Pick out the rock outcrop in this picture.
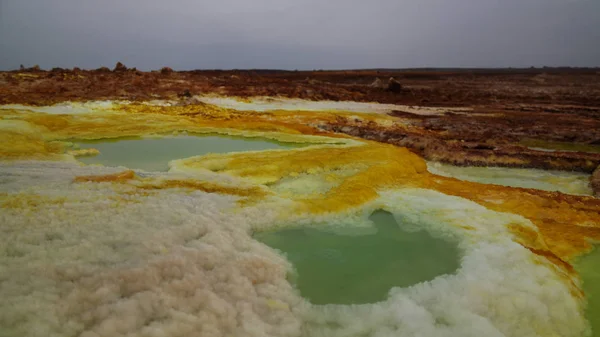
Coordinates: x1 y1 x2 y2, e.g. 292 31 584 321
113 62 128 72
160 67 174 75
387 77 403 93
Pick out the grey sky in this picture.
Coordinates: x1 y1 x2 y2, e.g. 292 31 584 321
1 0 599 70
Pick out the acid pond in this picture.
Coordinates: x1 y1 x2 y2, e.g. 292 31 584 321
253 210 461 305
74 135 303 172
520 139 600 154
576 247 600 336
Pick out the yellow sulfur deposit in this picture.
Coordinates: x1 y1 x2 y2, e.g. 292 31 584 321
2 100 599 262
1 99 600 337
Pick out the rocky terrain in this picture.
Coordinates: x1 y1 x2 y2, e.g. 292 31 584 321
2 64 599 195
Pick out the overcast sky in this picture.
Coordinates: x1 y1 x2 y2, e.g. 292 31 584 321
0 0 599 70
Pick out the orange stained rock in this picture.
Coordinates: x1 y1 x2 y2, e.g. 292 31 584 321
136 178 268 198
73 171 268 199
74 170 136 183
421 176 600 262
0 131 65 160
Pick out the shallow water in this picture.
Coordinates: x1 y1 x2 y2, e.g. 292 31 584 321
254 210 460 305
575 247 600 336
520 139 600 154
427 162 593 195
76 135 301 171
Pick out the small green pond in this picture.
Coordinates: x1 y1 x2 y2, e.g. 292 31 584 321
575 247 600 336
75 135 303 172
253 210 461 305
520 139 600 154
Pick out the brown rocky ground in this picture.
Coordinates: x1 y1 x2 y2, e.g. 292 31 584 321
1 65 600 195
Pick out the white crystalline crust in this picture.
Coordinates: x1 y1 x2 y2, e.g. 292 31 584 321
0 101 120 115
196 96 473 116
0 101 179 115
0 161 587 337
0 162 301 337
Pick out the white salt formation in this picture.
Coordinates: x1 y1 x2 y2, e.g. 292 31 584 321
196 96 473 116
0 99 598 337
0 161 589 337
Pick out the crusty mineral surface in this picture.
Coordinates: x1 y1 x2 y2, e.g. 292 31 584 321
1 67 599 337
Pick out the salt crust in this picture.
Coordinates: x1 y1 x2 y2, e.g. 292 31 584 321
0 161 587 337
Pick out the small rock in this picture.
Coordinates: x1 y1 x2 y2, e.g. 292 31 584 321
179 89 192 98
22 65 41 72
387 77 403 93
176 97 204 106
113 62 128 72
160 67 173 75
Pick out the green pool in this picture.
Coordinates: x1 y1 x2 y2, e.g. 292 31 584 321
75 135 302 172
520 139 600 154
575 247 600 336
254 210 461 305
